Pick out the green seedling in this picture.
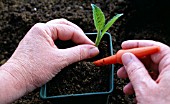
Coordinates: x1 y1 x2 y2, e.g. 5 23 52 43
91 4 123 47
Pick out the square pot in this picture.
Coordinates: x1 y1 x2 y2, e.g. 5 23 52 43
40 32 114 104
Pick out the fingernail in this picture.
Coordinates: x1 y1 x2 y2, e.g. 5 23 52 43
89 47 99 58
122 53 133 66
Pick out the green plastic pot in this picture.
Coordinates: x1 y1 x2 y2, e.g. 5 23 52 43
40 32 114 104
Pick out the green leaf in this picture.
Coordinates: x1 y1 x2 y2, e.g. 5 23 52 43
101 13 123 36
91 4 105 32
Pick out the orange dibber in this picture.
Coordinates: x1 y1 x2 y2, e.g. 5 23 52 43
93 46 160 66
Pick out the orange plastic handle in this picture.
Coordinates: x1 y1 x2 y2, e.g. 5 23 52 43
93 46 160 66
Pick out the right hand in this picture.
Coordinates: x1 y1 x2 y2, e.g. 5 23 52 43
117 40 170 104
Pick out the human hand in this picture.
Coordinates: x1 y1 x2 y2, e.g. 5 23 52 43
0 19 99 103
117 40 170 104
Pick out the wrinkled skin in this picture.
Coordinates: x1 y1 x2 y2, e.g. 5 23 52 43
0 19 99 104
117 40 170 104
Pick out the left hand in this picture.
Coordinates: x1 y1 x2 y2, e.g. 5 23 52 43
0 19 99 103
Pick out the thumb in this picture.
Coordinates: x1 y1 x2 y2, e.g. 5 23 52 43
122 53 156 94
61 44 99 64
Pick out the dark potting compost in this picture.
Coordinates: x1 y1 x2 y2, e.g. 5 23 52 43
1 0 170 104
47 35 110 96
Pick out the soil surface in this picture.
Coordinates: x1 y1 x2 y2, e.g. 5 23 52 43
47 36 111 96
1 0 170 104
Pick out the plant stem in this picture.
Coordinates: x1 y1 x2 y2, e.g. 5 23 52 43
95 31 102 47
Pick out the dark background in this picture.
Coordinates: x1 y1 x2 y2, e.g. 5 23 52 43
0 0 170 103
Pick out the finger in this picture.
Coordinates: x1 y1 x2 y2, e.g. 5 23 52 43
46 19 95 44
46 18 82 31
59 44 99 65
121 40 170 72
123 82 134 95
122 53 156 94
34 23 94 45
121 40 166 49
117 66 128 79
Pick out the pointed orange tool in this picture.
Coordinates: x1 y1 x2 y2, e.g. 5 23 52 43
93 46 160 66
